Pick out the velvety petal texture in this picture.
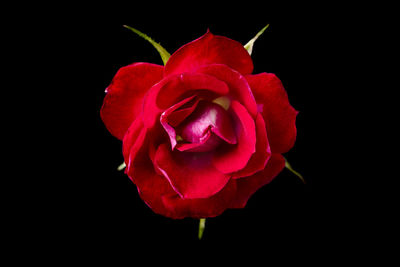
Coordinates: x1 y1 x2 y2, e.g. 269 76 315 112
101 63 164 140
165 31 253 76
232 113 271 179
101 30 298 220
154 143 231 199
198 64 258 117
245 73 298 153
212 100 256 173
230 153 286 209
142 72 229 129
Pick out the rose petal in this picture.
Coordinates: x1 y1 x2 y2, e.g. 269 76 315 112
212 100 256 173
246 73 298 153
101 62 164 140
154 143 231 199
160 181 237 219
232 113 271 178
197 64 258 117
129 152 178 217
129 142 236 219
122 117 145 161
179 101 237 146
122 124 190 219
166 97 201 127
165 30 253 76
175 131 222 153
156 73 229 109
143 72 229 129
160 95 198 150
230 153 285 209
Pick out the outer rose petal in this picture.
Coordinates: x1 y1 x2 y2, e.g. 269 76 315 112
124 126 236 219
230 153 285 209
232 113 271 179
245 73 298 153
136 166 237 219
160 181 237 219
126 145 178 217
101 63 164 140
122 117 145 161
212 100 256 173
154 143 231 199
164 31 254 76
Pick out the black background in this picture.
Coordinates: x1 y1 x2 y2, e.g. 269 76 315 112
12 1 361 258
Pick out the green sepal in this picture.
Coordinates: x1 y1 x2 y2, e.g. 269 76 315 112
244 24 269 55
198 218 206 240
123 25 171 65
283 156 306 184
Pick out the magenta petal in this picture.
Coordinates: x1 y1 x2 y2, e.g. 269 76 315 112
154 143 231 199
180 101 237 145
175 131 222 152
230 153 285 209
212 100 256 173
232 113 271 179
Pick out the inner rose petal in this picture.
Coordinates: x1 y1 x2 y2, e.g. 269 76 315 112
175 130 223 153
177 101 237 152
161 99 238 153
160 95 200 150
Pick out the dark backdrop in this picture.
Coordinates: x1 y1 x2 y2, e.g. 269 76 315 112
25 2 349 255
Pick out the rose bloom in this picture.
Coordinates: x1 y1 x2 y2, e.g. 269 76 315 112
101 31 298 219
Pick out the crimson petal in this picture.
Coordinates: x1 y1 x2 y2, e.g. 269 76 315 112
122 117 145 162
160 95 199 150
213 100 256 173
160 181 237 219
232 113 271 178
246 73 298 153
165 31 254 76
175 131 222 153
212 100 256 173
179 101 237 146
197 64 258 118
101 62 164 140
230 153 285 209
142 72 229 129
154 143 231 199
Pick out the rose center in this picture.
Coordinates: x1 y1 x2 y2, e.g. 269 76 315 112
177 101 231 152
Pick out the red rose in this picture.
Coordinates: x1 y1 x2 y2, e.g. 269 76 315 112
101 31 297 219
